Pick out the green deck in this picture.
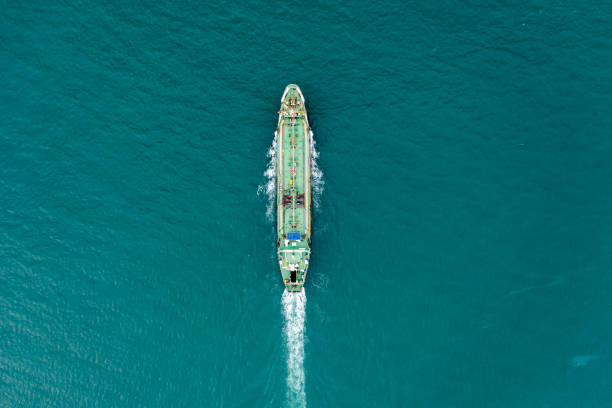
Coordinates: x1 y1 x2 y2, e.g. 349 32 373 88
276 85 311 292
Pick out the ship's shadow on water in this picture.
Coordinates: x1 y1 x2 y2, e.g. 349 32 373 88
282 289 307 407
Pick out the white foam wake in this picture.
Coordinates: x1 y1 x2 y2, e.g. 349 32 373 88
257 131 278 221
309 130 324 209
282 289 307 407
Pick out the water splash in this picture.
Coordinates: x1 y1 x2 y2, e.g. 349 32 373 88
257 131 277 221
282 289 307 407
309 130 324 209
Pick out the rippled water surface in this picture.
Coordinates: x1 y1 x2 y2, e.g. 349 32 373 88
1 1 611 407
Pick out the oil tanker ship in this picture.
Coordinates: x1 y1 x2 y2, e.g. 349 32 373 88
276 84 311 292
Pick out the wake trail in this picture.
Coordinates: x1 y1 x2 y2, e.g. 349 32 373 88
282 289 307 407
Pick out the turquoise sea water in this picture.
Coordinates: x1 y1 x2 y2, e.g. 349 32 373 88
2 1 612 407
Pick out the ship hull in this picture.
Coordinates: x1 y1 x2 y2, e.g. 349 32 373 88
276 85 311 292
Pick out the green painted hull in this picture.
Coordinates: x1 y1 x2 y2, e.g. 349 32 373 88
276 85 311 292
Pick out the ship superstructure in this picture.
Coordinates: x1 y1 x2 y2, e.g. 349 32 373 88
276 84 311 292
